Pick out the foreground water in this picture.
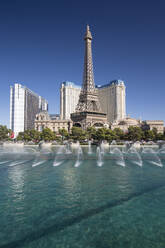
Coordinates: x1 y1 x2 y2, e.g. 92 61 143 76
0 146 165 248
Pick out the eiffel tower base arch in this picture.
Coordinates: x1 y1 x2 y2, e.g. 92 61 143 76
71 111 108 130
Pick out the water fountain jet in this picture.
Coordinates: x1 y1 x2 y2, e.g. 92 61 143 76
109 140 117 153
111 148 125 167
97 147 103 167
88 140 92 154
65 142 72 154
142 148 162 167
127 147 143 167
53 146 65 166
74 146 83 167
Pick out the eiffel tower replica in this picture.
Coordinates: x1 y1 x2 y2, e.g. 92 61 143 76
71 25 108 129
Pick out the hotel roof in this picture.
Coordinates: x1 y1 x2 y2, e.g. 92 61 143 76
96 80 125 89
62 81 81 89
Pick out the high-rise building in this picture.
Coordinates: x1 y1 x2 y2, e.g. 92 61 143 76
39 96 48 111
60 80 126 123
71 25 108 129
96 80 126 123
60 82 81 120
10 83 48 137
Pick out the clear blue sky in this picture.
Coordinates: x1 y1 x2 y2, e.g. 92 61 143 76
0 0 164 127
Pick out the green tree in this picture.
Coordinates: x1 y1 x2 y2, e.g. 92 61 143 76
103 129 116 142
152 127 158 136
113 128 124 140
95 128 107 141
17 129 41 142
151 127 163 141
17 132 25 141
71 127 87 141
87 127 119 142
41 128 56 141
59 128 69 139
23 130 32 141
155 133 164 141
29 129 41 141
144 130 155 141
127 126 144 141
86 127 97 140
0 125 11 140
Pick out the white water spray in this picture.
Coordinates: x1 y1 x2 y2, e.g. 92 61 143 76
97 147 103 167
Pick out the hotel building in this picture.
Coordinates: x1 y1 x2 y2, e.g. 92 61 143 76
60 82 81 120
60 80 126 124
10 83 48 137
96 80 126 123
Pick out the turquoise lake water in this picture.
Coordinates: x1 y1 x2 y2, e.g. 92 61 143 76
0 146 165 248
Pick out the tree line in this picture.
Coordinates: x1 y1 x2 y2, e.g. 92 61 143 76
0 125 164 142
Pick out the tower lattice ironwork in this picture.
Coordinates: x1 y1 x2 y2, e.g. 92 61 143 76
71 25 107 129
76 25 102 113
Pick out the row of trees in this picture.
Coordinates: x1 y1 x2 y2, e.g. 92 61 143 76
16 126 165 142
16 129 58 142
0 125 12 141
0 125 164 142
70 126 165 142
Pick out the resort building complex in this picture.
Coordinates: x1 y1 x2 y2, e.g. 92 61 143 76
34 26 163 134
60 80 126 124
9 26 164 136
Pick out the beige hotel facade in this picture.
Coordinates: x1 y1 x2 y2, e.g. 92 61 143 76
60 80 126 124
